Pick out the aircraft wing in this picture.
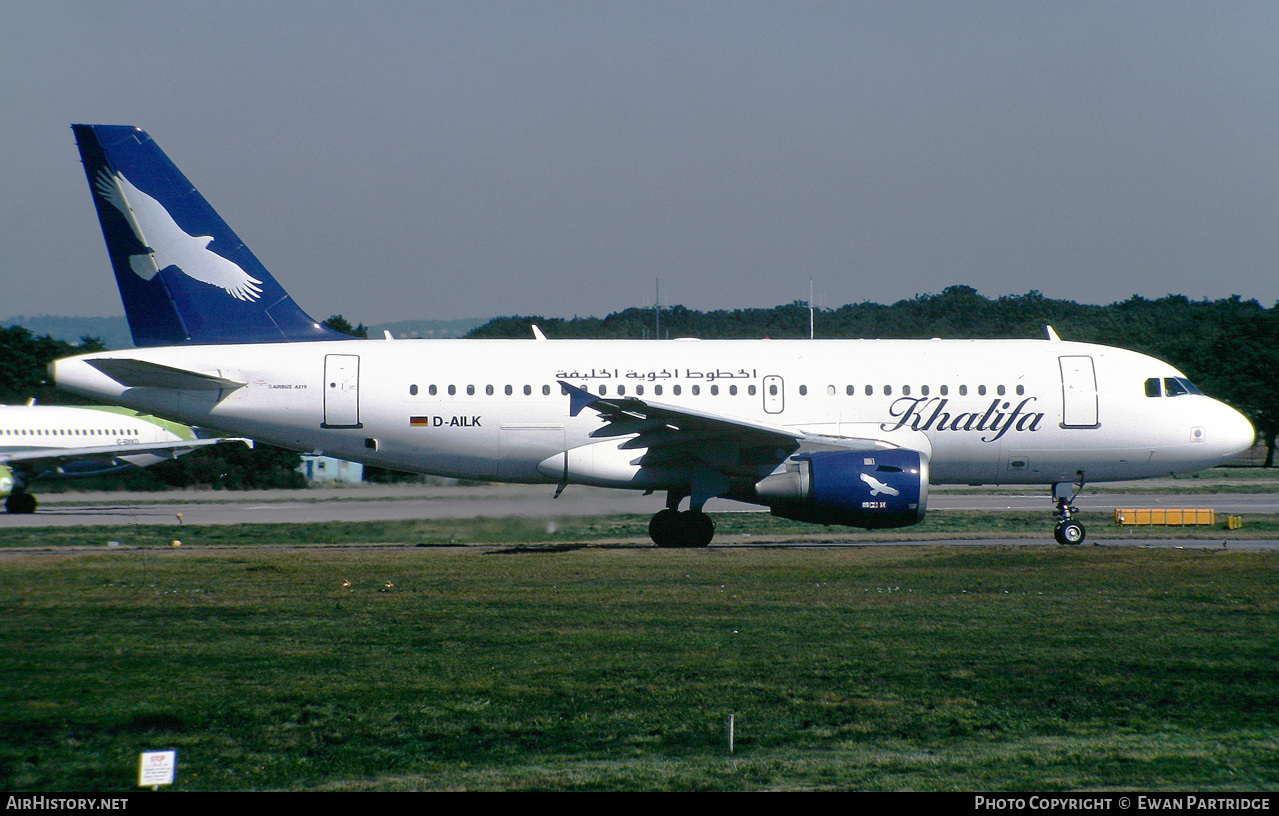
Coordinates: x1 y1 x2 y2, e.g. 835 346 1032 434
0 437 252 474
561 381 903 476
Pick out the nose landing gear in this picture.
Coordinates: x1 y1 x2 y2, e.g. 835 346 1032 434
1052 475 1086 545
4 489 37 514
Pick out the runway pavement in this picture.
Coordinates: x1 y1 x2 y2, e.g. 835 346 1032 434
4 482 1279 536
1 483 667 527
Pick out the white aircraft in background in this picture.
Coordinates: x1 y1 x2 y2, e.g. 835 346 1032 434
0 400 249 513
53 125 1255 545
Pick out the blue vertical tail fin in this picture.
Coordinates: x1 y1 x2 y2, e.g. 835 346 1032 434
72 125 345 346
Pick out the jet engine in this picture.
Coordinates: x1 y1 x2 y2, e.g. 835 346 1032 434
0 465 12 498
754 449 928 528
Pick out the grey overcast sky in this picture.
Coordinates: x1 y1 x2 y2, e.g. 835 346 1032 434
2 1 1277 324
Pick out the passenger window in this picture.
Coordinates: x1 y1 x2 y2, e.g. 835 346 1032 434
655 385 664 396
692 385 700 396
485 385 494 396
959 385 968 396
921 385 929 396
729 385 737 396
846 385 855 396
466 385 475 396
409 384 418 396
523 385 531 395
940 385 949 396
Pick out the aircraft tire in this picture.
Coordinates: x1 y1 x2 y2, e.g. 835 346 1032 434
681 510 715 549
5 492 37 514
1054 520 1085 545
649 508 684 548
648 509 716 548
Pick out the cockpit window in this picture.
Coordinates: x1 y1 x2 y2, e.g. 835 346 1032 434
1146 377 1203 397
1163 377 1202 397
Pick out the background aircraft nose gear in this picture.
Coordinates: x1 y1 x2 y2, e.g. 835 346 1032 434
1052 475 1086 545
4 490 37 514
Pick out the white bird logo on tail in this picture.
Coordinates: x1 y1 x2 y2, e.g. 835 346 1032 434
94 169 263 302
860 472 900 497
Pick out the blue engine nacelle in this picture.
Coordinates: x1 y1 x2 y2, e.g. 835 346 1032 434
754 449 928 529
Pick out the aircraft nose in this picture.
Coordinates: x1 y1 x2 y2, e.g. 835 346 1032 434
1214 402 1256 462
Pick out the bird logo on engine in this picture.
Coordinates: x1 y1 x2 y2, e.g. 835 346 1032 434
860 472 900 497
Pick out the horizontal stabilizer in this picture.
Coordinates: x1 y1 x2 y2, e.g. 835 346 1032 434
85 358 247 391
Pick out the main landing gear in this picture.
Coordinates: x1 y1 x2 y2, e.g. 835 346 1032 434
1052 475 1086 545
4 490 37 514
648 490 716 548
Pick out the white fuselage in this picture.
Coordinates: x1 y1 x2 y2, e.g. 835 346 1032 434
52 336 1255 492
0 403 186 464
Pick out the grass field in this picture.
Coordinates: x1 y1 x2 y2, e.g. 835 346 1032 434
1 513 1276 791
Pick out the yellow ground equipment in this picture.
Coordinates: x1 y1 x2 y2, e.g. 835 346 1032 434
1114 509 1216 526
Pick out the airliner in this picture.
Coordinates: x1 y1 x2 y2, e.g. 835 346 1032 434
52 125 1256 545
0 400 248 513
